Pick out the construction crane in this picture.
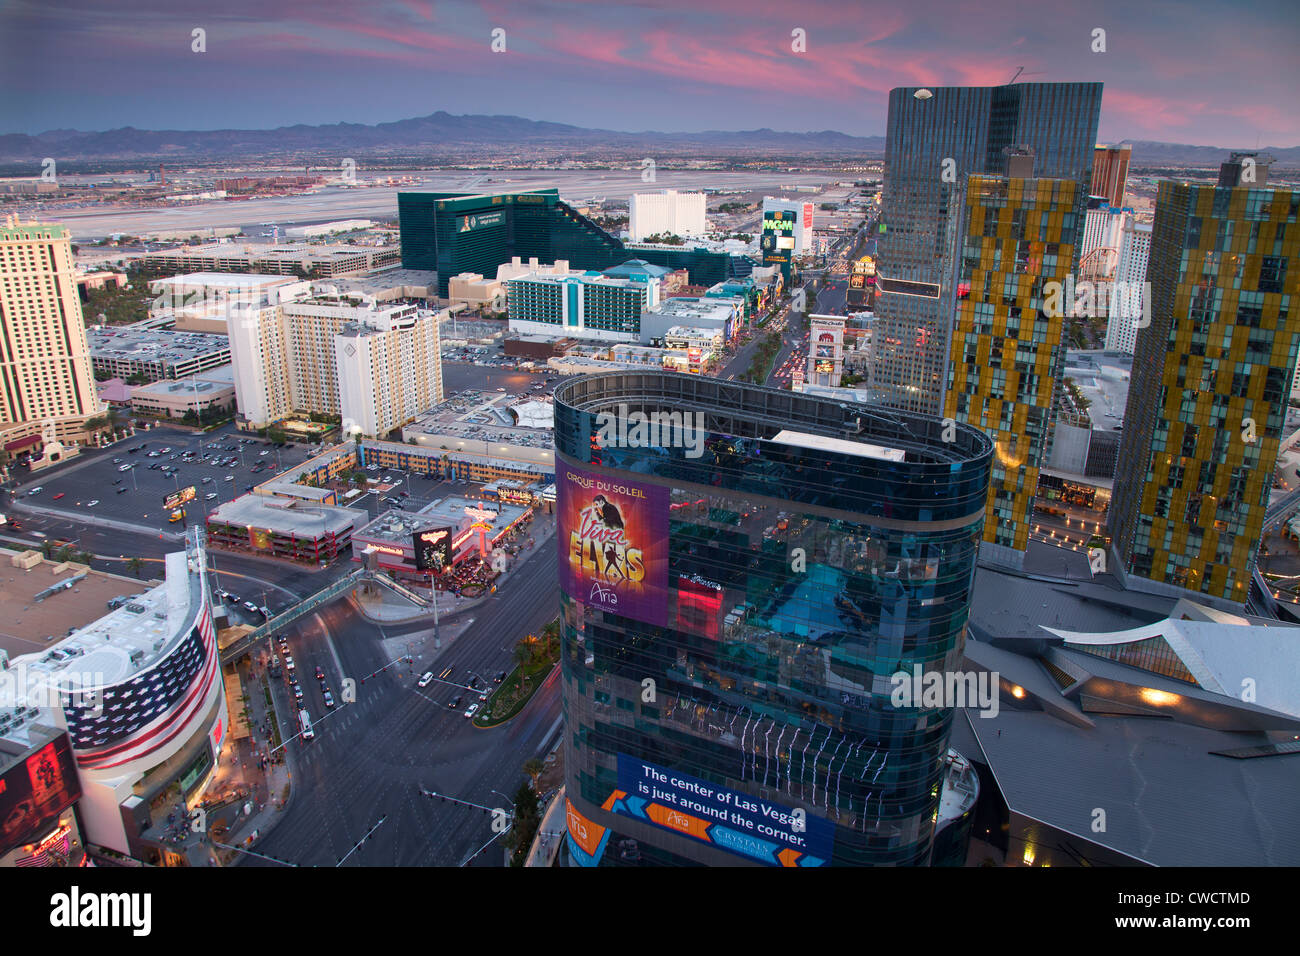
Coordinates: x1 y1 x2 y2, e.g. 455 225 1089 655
1008 66 1045 84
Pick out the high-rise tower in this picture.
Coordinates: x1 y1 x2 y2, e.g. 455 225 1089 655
1108 162 1300 606
872 83 1101 415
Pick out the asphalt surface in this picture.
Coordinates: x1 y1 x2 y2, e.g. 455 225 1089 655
247 534 563 867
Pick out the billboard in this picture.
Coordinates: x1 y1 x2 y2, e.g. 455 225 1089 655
0 734 82 857
457 211 505 233
413 526 453 572
163 485 197 510
557 464 669 626
608 754 832 866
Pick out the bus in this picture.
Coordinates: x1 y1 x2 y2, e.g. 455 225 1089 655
299 709 314 740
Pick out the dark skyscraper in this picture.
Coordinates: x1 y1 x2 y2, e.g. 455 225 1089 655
555 372 992 866
872 82 1102 415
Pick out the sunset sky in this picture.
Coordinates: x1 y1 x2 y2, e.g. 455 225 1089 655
2 0 1296 146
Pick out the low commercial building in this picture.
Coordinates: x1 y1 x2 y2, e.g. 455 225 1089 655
351 497 531 581
88 327 231 383
129 372 236 420
139 242 400 278
639 295 744 346
205 495 367 564
285 220 374 238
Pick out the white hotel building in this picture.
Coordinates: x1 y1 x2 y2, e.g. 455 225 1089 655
628 190 707 242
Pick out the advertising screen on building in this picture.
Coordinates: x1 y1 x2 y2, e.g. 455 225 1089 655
457 211 505 233
413 526 453 572
609 754 832 866
558 464 669 627
163 485 197 510
0 735 82 857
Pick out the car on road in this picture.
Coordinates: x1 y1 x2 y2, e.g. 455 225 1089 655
315 666 325 680
52 492 65 500
417 671 434 687
259 450 269 456
205 493 217 500
284 656 295 671
225 592 240 603
112 458 122 464
323 691 335 708
28 487 42 495
224 475 234 481
117 487 129 494
87 499 99 507
448 696 462 709
494 670 506 683
243 601 260 614
293 685 304 702
462 703 478 719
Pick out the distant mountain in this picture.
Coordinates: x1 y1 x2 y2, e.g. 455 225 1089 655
0 112 883 162
1121 140 1300 167
0 112 1291 166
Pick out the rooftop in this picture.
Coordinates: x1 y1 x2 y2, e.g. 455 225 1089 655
88 327 229 362
0 547 201 699
207 494 364 537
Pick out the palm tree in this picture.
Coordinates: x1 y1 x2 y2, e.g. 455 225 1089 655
511 641 531 691
522 758 544 791
127 556 143 577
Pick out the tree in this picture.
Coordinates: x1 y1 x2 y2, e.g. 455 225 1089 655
522 758 544 791
511 641 532 691
127 556 143 577
507 783 541 867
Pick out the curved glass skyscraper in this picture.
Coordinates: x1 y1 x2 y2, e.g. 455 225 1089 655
556 372 992 866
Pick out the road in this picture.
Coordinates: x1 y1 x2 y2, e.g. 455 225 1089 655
245 535 563 867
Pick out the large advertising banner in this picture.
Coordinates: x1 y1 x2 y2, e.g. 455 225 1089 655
413 526 453 572
609 754 832 867
0 735 82 857
557 464 668 627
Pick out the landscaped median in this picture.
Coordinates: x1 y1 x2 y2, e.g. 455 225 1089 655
473 619 560 728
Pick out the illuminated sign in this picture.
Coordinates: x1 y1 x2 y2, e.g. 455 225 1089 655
608 754 832 866
413 526 453 572
0 735 82 857
558 464 669 627
762 212 795 233
163 485 197 510
458 211 505 233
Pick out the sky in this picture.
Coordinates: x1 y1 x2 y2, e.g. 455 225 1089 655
1 0 1297 146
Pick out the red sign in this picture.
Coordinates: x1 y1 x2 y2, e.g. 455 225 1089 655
0 735 82 857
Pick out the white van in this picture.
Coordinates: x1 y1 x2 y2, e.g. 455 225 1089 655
299 709 314 740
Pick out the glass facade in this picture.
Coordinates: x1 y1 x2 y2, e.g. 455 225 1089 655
944 175 1079 565
556 372 992 866
398 189 625 295
873 83 1102 416
1109 181 1300 604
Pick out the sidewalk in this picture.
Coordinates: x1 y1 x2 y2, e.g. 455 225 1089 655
202 652 295 864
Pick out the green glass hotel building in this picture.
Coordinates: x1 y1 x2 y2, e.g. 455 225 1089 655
555 372 992 866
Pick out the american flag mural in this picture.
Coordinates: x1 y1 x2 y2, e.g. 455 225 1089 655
62 603 218 772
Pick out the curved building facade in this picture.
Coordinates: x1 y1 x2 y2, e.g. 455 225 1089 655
1 530 227 859
555 372 991 866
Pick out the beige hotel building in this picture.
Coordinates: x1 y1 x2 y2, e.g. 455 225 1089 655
0 216 105 456
227 298 443 438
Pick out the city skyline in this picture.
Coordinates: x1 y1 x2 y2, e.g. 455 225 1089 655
1 0 1298 146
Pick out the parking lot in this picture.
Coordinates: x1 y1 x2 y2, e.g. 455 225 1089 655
11 423 324 536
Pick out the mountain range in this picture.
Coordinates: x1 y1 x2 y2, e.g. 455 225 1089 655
0 111 1295 166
